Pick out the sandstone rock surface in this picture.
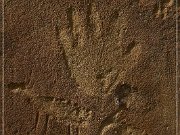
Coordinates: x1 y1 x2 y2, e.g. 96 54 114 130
3 0 179 135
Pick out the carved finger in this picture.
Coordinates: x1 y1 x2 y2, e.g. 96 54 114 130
123 41 142 70
59 28 74 55
87 2 102 38
72 9 87 48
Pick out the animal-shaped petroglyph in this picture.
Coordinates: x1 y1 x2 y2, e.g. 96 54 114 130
12 87 92 135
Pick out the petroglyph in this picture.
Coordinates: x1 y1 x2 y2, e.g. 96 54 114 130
11 88 92 127
9 3 143 135
12 87 93 135
58 2 142 97
5 0 177 134
9 3 142 135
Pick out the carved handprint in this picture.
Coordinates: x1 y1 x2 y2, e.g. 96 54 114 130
9 3 144 135
58 3 142 97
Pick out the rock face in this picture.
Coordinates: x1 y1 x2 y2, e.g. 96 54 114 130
3 0 178 135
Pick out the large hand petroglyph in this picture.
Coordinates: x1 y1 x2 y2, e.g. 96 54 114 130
10 2 142 135
58 3 142 97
